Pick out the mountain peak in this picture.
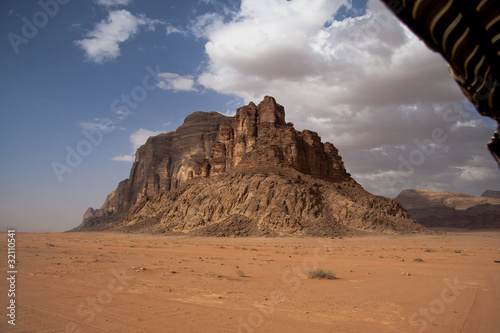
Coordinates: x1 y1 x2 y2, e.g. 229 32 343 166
257 95 285 126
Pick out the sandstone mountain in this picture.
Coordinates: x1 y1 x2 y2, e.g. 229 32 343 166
74 97 425 236
395 189 500 229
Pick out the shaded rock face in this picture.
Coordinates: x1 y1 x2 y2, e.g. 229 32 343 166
78 112 233 228
395 189 500 229
482 190 500 199
76 97 425 235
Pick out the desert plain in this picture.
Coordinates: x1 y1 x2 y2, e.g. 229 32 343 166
1 230 499 333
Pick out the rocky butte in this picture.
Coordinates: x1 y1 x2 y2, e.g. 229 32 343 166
74 96 425 236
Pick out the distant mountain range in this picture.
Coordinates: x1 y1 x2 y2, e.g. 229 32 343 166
482 190 500 199
395 189 500 229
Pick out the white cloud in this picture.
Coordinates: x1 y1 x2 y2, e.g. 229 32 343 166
166 24 187 36
199 0 240 17
457 155 499 182
458 165 495 182
190 0 500 196
115 110 131 116
157 73 198 92
112 155 135 162
190 12 226 39
80 111 132 132
80 118 115 132
95 0 133 7
75 10 160 63
197 0 462 109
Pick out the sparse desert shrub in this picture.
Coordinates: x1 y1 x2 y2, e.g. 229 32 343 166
307 269 337 280
454 249 462 254
413 258 424 262
425 248 436 252
250 248 258 251
236 270 245 277
46 243 55 247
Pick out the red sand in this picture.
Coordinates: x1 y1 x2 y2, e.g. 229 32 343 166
1 231 499 332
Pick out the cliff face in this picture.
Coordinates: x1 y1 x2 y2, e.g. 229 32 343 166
75 97 425 235
78 111 233 229
209 96 348 182
395 189 500 229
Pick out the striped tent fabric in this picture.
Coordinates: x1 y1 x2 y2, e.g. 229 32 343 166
380 0 500 165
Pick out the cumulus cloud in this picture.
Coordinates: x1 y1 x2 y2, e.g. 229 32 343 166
197 0 462 113
95 0 133 7
75 10 160 63
157 73 198 92
189 0 499 195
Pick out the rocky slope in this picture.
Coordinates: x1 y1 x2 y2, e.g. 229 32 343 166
116 169 423 236
74 97 425 236
395 189 500 229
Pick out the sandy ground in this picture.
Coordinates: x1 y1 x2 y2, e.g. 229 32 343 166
1 231 499 333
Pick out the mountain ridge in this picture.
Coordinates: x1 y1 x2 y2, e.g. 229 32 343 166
395 189 500 229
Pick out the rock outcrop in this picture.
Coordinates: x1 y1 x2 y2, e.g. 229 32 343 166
117 170 423 236
77 111 233 230
74 97 425 236
395 189 500 229
208 96 348 182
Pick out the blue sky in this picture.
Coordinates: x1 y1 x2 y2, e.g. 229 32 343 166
1 0 498 232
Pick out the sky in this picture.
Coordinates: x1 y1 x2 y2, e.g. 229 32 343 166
0 0 499 233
